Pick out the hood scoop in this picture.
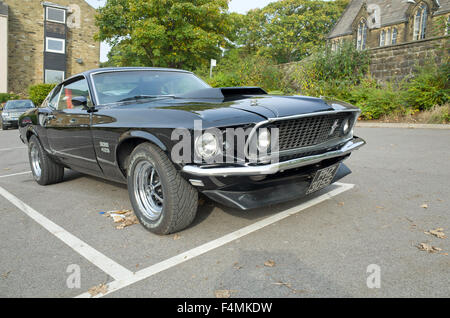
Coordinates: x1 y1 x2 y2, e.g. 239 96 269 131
175 87 267 100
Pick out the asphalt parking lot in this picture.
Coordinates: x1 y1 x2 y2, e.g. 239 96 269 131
0 126 449 298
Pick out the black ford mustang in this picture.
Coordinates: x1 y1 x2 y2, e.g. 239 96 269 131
19 67 365 234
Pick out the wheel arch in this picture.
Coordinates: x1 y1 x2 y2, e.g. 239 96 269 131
116 130 169 177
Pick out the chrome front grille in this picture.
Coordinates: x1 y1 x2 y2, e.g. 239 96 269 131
269 113 351 152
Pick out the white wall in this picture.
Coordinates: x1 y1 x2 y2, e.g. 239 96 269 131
0 14 7 93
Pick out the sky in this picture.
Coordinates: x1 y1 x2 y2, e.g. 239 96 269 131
85 0 279 62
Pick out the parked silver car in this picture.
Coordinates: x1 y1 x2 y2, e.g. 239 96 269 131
1 99 35 130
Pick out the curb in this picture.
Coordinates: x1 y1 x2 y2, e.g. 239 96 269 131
356 122 450 130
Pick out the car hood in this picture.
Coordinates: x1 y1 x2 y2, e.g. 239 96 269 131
98 93 359 129
3 108 31 114
156 94 357 118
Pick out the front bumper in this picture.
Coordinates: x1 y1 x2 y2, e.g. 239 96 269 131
183 137 365 177
202 162 352 210
2 118 19 127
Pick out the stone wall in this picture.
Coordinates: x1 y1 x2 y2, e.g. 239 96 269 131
369 35 449 83
3 0 100 95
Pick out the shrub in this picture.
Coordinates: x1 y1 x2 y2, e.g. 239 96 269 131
28 83 56 106
404 60 449 111
203 49 284 91
0 93 20 104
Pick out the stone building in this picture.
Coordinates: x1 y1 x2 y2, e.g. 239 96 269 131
0 0 100 95
327 0 450 82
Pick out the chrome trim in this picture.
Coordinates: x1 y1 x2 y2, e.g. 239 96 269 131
189 179 205 187
245 109 361 160
183 137 366 177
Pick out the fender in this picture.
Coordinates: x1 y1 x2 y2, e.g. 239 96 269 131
118 130 168 152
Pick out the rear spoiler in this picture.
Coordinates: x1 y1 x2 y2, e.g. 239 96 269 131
176 87 267 99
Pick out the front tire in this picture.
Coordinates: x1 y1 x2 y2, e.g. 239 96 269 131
28 135 64 185
127 142 198 235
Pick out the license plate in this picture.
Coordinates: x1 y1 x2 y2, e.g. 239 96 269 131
306 164 339 195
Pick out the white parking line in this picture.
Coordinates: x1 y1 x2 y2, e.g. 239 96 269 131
0 186 133 281
76 182 355 298
0 171 31 179
0 146 26 152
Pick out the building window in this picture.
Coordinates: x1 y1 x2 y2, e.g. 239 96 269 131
413 3 428 40
46 37 65 54
392 28 398 44
45 70 65 84
380 30 385 46
46 7 66 24
357 19 368 50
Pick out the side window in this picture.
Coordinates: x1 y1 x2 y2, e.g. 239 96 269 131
57 78 92 110
48 85 62 109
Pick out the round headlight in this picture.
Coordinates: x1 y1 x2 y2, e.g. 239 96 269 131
257 129 271 151
195 132 219 159
342 118 351 135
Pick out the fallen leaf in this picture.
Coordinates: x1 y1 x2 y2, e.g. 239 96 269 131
233 262 242 270
1 271 11 279
425 228 447 239
105 210 139 229
88 283 108 297
112 215 125 223
376 206 385 210
173 234 181 240
264 260 276 267
420 204 428 209
417 243 442 253
198 198 205 206
337 202 344 207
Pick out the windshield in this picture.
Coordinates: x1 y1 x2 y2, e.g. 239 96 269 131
5 100 35 110
92 70 211 105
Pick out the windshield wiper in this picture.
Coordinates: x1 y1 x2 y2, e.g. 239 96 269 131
118 95 175 102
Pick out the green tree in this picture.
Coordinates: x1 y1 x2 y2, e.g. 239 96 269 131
96 0 235 70
236 0 349 64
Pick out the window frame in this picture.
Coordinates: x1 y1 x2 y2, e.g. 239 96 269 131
45 7 66 24
380 30 385 47
45 69 65 84
413 3 428 40
392 28 398 44
356 19 368 50
57 76 94 111
45 37 66 54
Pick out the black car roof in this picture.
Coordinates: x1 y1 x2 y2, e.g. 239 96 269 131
69 67 193 81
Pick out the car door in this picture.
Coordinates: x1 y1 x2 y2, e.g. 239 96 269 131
45 76 102 174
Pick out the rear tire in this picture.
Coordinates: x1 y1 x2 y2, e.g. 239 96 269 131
28 135 64 185
127 142 198 235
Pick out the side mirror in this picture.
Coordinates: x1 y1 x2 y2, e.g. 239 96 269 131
71 96 96 112
71 96 88 107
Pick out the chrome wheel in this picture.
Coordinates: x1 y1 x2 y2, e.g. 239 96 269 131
133 160 164 221
30 143 42 178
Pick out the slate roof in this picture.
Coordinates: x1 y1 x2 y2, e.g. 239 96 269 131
0 1 8 16
328 0 450 39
